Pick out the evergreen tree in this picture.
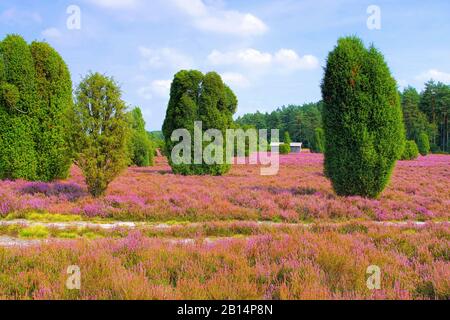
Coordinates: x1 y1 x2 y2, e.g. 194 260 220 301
70 73 129 197
311 127 325 153
401 86 434 142
417 132 430 156
128 107 154 167
420 81 450 152
31 41 73 180
0 34 37 180
162 70 237 175
321 37 405 198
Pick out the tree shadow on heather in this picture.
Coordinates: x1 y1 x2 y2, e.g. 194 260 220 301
20 182 87 201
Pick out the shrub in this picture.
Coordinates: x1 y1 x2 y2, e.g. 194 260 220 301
0 34 38 180
321 37 405 198
128 107 154 167
417 132 430 156
162 70 236 175
70 73 129 197
311 127 325 153
279 143 290 154
0 35 73 181
401 140 419 160
30 41 73 181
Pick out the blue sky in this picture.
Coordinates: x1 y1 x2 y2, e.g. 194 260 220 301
1 0 450 130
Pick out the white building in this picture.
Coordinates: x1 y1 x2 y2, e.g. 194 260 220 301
270 142 303 153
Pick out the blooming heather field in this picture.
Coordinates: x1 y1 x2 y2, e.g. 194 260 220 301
0 152 449 299
1 152 449 222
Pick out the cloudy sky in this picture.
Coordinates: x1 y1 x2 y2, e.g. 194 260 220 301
1 0 450 130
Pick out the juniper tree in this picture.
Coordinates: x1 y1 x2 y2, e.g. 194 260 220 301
162 70 237 175
31 41 73 180
321 37 405 198
128 107 154 167
70 73 129 197
0 35 37 180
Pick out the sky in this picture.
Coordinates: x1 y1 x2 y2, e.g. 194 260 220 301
1 0 450 131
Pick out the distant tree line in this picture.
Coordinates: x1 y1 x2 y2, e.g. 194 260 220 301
235 83 450 154
235 102 323 148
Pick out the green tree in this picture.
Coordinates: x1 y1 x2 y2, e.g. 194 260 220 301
401 86 434 142
162 70 236 175
311 127 325 153
420 81 450 152
321 36 405 198
417 132 430 156
0 34 37 180
31 41 73 180
401 140 419 160
70 73 129 197
127 107 154 167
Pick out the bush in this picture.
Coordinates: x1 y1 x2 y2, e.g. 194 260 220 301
417 132 430 156
311 127 325 153
279 143 291 154
0 35 73 181
31 41 73 180
70 73 129 197
401 140 419 160
321 36 405 198
162 70 236 175
0 34 38 180
128 107 154 167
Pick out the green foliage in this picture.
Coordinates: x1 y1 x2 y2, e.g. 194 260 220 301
127 107 154 167
284 131 292 145
417 132 430 156
30 41 73 180
321 36 405 198
311 127 325 153
0 82 19 110
279 143 290 155
420 81 450 152
236 102 323 147
0 35 73 181
162 70 236 175
0 34 38 180
401 140 419 160
401 86 434 142
70 73 129 197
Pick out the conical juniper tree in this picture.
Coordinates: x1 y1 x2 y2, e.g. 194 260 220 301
31 41 73 180
321 37 405 198
70 73 129 197
162 70 237 175
0 34 38 180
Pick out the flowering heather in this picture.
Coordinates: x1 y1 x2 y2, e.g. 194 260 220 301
0 153 449 222
0 224 447 300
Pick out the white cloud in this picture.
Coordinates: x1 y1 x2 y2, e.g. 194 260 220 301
221 72 250 88
208 49 272 67
41 27 62 39
274 49 319 70
138 79 172 100
415 69 450 83
207 48 319 71
85 0 139 10
0 8 42 25
139 47 193 70
151 80 172 97
171 0 267 36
